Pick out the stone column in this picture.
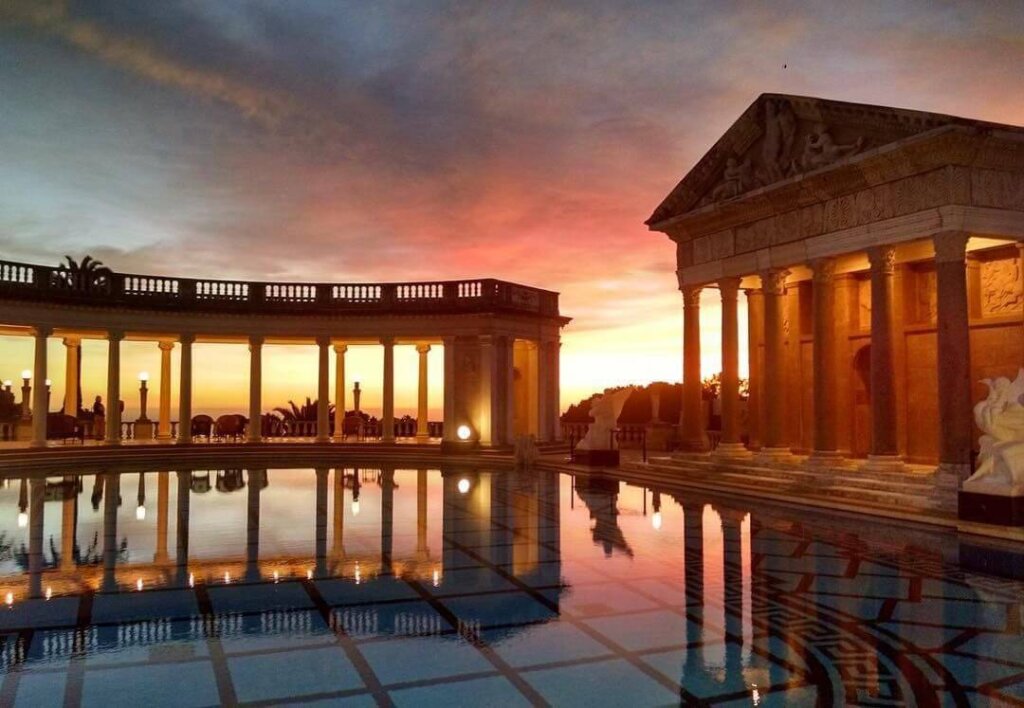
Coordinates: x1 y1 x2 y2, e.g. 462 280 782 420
442 336 456 442
934 232 973 494
416 468 429 559
101 472 120 592
758 269 790 461
175 470 190 585
681 285 709 452
314 468 328 577
380 468 394 573
157 341 174 439
246 470 263 581
30 327 51 447
28 478 44 598
550 338 561 441
248 336 263 443
177 335 194 444
105 331 123 445
416 343 431 440
479 335 496 445
332 468 346 563
716 278 748 458
808 258 842 465
381 337 395 442
745 288 764 450
865 246 901 470
315 337 330 442
154 471 169 564
61 476 77 571
332 344 348 442
62 337 80 416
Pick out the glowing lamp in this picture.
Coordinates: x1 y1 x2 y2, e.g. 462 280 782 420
44 379 51 387
652 511 663 531
20 370 31 381
2 380 11 388
45 587 52 600
351 500 360 516
138 371 149 382
17 512 27 528
4 592 12 607
135 578 143 591
456 425 472 441
136 504 146 521
457 478 471 494
188 573 195 588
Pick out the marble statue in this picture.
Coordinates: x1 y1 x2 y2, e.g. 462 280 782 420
964 368 1024 496
577 388 633 450
710 156 753 201
799 125 863 171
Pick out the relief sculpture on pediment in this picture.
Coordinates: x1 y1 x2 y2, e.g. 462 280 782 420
981 258 1024 317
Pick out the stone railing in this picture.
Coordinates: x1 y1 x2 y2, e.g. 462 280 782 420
0 259 561 318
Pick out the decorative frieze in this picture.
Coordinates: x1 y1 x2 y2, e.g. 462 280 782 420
981 257 1024 317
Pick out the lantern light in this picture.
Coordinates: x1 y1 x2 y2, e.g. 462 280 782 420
136 505 146 521
44 379 51 387
457 478 471 494
652 511 663 531
17 512 27 528
20 370 31 381
138 371 149 382
456 425 472 441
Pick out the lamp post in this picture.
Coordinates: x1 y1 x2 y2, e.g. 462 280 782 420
20 371 31 420
136 472 147 520
352 380 361 414
135 372 154 440
45 379 52 414
17 478 27 528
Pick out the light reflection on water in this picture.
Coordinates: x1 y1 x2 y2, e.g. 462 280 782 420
0 465 1019 706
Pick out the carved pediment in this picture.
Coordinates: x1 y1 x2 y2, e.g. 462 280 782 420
647 93 976 228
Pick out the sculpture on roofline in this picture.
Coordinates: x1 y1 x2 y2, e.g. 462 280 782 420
964 368 1024 496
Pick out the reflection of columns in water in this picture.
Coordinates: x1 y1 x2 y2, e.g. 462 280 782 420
247 470 264 581
155 472 170 564
314 468 328 577
101 473 120 592
175 471 191 585
61 475 77 571
28 478 45 598
717 506 746 695
416 469 429 559
332 468 345 564
380 468 394 574
682 501 706 680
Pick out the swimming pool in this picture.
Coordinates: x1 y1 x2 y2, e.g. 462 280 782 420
0 464 1020 706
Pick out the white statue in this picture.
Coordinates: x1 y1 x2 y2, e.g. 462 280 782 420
577 388 633 451
964 368 1024 496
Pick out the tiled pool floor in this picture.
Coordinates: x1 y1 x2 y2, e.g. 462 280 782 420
0 466 1020 706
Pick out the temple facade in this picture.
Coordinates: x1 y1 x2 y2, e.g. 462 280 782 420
648 94 1024 507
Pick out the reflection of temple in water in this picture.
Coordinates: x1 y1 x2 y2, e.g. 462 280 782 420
574 476 633 558
0 465 563 663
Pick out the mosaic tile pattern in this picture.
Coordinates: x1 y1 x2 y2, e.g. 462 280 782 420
0 467 1019 706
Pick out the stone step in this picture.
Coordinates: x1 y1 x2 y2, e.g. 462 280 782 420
827 484 938 510
829 475 933 493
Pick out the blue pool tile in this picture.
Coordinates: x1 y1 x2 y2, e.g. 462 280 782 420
359 635 492 685
582 609 715 651
228 645 363 702
335 600 444 639
390 675 532 707
219 610 333 653
14 670 67 707
891 600 1008 630
316 577 420 606
484 621 611 667
81 661 220 708
524 657 679 707
441 591 556 628
90 589 198 624
0 598 79 631
431 567 516 596
206 580 313 613
559 582 660 616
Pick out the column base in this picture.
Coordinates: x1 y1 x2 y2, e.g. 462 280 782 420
755 447 793 465
331 435 345 444
29 440 47 449
805 450 845 468
105 438 122 447
246 437 262 445
156 433 173 442
382 437 396 444
415 434 430 443
315 436 330 444
859 454 904 473
712 442 751 460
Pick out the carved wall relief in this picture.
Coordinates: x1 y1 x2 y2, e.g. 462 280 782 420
858 278 872 330
915 268 937 324
981 257 1024 317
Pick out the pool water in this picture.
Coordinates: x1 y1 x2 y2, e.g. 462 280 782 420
0 465 1020 706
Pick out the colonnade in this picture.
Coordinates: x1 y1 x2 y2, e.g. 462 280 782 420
679 231 979 482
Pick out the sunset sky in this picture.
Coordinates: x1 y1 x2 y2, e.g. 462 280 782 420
2 1 1024 419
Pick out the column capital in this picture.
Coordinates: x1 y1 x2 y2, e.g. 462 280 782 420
810 257 838 284
415 343 432 354
333 342 348 354
681 285 702 307
718 278 741 301
380 336 395 347
743 286 762 298
179 333 195 345
62 336 81 348
107 330 124 342
759 269 789 296
713 505 747 527
933 231 970 263
249 335 265 347
158 340 175 352
34 326 53 339
867 245 896 274
315 335 330 348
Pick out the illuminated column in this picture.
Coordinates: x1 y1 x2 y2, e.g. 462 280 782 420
105 331 122 445
177 335 194 443
744 287 764 451
154 471 170 564
934 232 973 493
758 269 790 460
479 335 495 445
315 337 330 442
416 343 431 440
717 506 746 694
442 336 456 442
381 337 395 442
331 469 345 563
157 341 174 439
248 335 263 443
416 469 429 559
332 344 348 442
61 476 77 572
30 327 51 447
63 336 81 416
548 338 561 441
101 473 120 592
315 468 328 577
175 470 191 585
28 478 44 598
380 467 395 573
680 286 708 452
715 278 748 457
246 469 263 581
809 258 842 465
865 246 901 469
